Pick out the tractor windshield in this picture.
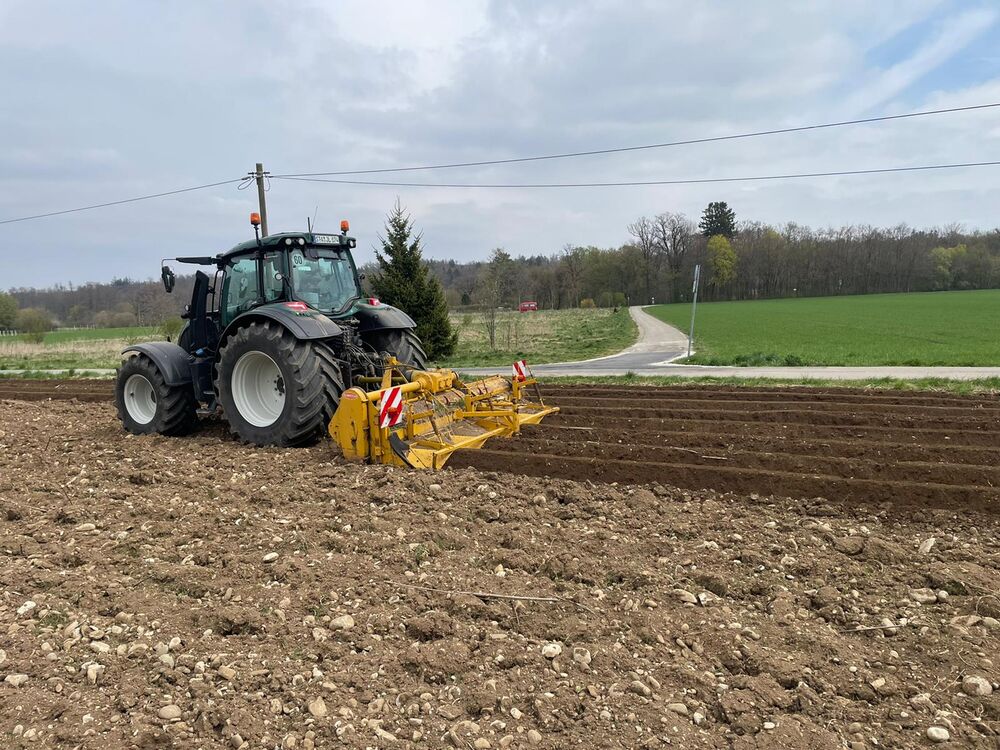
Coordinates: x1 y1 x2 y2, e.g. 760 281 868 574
289 247 361 313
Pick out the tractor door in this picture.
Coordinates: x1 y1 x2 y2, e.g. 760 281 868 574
186 271 217 352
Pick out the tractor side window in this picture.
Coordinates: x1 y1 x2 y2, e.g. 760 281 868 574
262 253 284 302
222 254 284 326
224 257 259 324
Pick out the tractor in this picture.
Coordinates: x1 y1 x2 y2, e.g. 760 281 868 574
115 215 428 447
116 213 558 466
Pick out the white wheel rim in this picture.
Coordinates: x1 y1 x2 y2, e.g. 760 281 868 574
231 351 285 427
124 374 157 425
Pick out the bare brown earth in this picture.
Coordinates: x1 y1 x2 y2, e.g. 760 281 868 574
0 387 998 748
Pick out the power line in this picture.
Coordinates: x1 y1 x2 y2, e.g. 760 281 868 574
0 177 249 226
270 159 1000 189
272 102 1000 177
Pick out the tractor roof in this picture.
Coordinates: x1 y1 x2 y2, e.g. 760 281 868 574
219 231 356 260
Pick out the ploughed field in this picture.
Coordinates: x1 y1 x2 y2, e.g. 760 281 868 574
453 384 1000 514
0 378 112 402
4 380 1000 515
0 388 998 748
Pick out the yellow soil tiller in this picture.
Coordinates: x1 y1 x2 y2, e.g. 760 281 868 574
329 359 558 469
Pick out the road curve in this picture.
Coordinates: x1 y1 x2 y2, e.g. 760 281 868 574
460 306 1000 380
459 306 689 377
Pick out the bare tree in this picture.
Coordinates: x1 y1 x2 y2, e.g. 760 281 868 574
654 212 695 301
478 249 514 349
559 245 586 307
627 216 658 303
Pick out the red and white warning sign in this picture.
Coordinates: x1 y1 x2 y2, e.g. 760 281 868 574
378 385 405 428
512 360 528 382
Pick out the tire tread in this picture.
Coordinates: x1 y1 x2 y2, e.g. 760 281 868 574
216 322 343 447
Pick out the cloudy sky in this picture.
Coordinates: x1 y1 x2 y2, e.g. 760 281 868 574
2 0 1000 288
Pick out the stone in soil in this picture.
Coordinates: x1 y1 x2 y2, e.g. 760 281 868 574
961 675 993 697
926 726 950 742
541 642 562 659
157 705 182 721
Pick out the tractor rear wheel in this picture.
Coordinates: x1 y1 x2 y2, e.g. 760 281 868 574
216 321 343 447
368 329 430 371
115 354 198 436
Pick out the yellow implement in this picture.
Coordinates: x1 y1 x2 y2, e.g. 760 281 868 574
329 360 558 469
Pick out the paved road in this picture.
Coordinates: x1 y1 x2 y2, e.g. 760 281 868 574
7 307 1000 381
461 306 690 377
461 306 1000 380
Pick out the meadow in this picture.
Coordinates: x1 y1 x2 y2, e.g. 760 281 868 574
0 309 639 371
647 289 1000 366
0 328 157 371
442 307 637 367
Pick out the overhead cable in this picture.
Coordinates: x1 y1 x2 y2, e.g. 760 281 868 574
0 178 249 226
272 102 1000 177
271 160 1000 189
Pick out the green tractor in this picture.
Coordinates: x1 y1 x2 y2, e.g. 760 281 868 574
115 216 428 446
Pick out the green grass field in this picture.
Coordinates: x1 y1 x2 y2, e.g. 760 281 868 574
0 310 638 371
442 307 637 367
0 327 158 370
16 327 156 344
647 290 1000 366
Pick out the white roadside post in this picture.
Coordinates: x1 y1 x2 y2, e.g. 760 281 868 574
688 265 701 359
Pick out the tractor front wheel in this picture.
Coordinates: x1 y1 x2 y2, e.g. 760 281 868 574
115 354 198 436
216 321 343 447
368 328 430 372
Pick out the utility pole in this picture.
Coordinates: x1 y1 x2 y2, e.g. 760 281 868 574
251 162 270 237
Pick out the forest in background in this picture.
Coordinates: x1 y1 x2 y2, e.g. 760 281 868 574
5 200 1000 330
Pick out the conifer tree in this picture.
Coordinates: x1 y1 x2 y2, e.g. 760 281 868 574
370 199 457 359
699 201 737 238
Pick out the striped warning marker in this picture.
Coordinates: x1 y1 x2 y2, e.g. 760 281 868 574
512 360 528 382
379 385 405 428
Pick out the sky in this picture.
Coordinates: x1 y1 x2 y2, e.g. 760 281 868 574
2 0 1000 288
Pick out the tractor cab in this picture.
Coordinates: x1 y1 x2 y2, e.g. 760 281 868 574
213 233 363 327
161 221 364 350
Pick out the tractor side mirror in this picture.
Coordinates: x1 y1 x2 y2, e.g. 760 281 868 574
161 265 176 293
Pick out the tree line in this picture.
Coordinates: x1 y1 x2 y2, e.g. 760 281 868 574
6 200 1000 343
416 202 1000 309
1 275 191 337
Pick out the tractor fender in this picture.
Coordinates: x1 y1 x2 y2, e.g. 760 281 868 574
219 304 345 346
354 303 416 333
122 342 192 386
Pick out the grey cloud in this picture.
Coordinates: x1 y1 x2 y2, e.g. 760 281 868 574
1 0 999 288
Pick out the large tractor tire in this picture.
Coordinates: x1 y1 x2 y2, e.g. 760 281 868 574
368 329 430 371
115 353 198 436
216 321 343 447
